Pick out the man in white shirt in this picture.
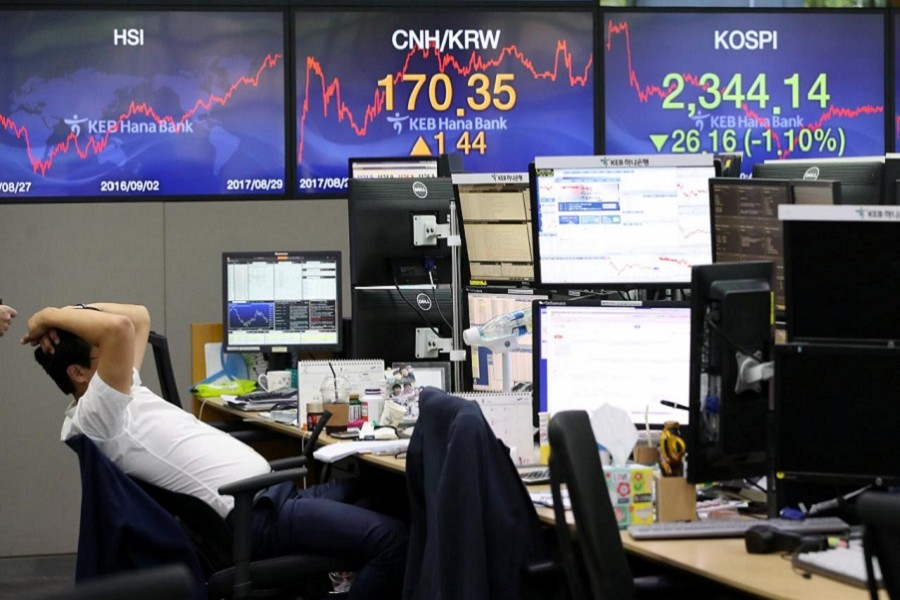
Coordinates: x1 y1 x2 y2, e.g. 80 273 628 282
22 302 407 600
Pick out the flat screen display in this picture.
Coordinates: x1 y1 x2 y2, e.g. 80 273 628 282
0 10 286 200
465 287 548 392
781 204 900 344
531 154 715 287
223 251 341 353
604 10 885 177
454 172 534 284
295 10 594 196
533 300 692 428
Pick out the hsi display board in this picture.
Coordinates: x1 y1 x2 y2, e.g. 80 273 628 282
295 10 595 196
0 10 286 200
603 10 886 175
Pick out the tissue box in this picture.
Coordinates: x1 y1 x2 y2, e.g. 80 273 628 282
602 464 654 529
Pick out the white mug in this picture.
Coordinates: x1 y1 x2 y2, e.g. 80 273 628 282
258 370 292 392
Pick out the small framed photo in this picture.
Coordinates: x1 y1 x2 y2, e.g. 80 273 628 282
388 361 451 400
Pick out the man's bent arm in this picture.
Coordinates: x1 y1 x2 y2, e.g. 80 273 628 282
22 307 135 394
78 303 151 370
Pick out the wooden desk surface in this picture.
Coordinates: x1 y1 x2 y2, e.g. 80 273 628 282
533 494 883 599
196 395 407 474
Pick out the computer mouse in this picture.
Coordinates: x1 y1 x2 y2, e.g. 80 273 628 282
744 525 827 554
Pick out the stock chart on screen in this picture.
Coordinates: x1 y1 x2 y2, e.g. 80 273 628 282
0 10 286 200
603 10 886 175
295 10 594 196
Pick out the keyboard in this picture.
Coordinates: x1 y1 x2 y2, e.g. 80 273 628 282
627 516 850 540
517 466 550 485
793 541 882 589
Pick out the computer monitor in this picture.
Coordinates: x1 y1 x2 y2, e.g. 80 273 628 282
790 179 841 206
348 156 441 180
781 204 900 344
686 261 773 485
465 287 549 392
881 153 900 205
753 157 883 205
530 154 715 288
222 251 342 359
454 172 534 285
350 285 452 367
532 300 692 430
709 178 791 314
771 342 900 499
348 177 456 287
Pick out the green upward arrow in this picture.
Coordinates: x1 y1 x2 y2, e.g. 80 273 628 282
649 134 669 152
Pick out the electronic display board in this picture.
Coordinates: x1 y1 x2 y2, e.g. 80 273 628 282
295 10 594 196
603 11 885 175
0 10 286 200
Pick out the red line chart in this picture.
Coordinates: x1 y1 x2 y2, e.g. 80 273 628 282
0 53 282 176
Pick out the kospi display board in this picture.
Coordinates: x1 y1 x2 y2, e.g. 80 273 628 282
0 10 287 201
295 10 595 196
603 10 886 174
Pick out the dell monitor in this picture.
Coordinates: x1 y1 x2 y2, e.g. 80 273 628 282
781 204 900 344
223 251 342 365
530 154 715 289
350 285 452 367
348 156 440 180
753 157 883 205
348 177 456 287
454 172 535 286
532 300 692 431
687 261 774 485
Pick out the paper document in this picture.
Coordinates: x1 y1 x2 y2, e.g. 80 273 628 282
313 439 410 464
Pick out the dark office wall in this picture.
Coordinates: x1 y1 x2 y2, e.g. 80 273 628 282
0 199 349 557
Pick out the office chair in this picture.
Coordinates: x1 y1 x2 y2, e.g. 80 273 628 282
548 410 700 600
148 330 277 445
39 564 195 600
69 429 356 600
857 491 900 599
403 387 552 600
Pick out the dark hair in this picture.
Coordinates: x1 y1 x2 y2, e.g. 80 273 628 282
33 329 92 395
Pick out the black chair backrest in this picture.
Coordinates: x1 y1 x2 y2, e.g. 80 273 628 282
857 491 900 599
148 331 182 409
548 410 635 600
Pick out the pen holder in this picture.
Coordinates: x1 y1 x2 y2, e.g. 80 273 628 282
655 474 698 523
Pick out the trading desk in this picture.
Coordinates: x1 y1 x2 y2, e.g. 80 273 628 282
532 503 886 600
195 395 406 474
198 397 881 600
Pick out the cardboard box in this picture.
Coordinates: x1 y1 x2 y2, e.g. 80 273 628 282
655 474 698 523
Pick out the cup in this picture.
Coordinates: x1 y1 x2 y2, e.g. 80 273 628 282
258 370 292 392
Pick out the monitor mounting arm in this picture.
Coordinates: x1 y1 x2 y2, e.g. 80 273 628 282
734 351 774 394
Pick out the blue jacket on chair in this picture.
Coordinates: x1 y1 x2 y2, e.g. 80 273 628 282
67 434 206 600
403 388 548 600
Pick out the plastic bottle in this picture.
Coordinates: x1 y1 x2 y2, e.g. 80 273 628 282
362 388 385 425
462 307 532 346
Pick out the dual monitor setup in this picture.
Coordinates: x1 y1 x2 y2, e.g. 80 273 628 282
221 152 900 513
